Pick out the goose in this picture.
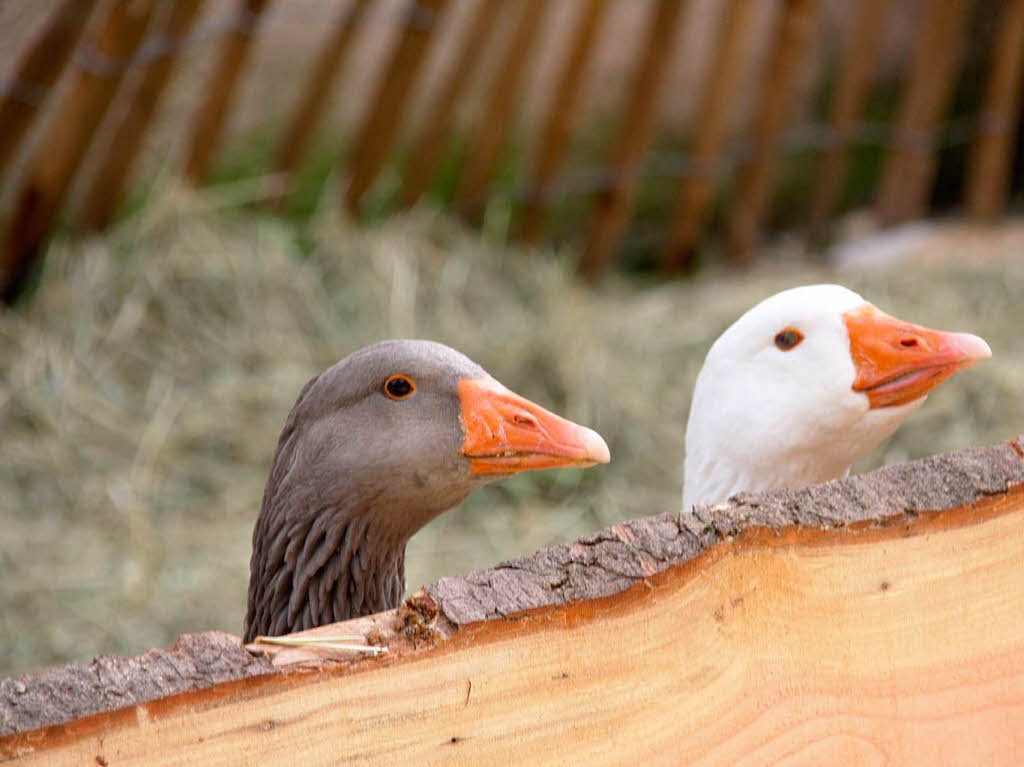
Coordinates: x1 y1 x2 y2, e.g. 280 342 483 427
244 340 609 642
683 284 991 510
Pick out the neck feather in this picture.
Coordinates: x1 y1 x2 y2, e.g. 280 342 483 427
244 501 407 642
683 433 863 510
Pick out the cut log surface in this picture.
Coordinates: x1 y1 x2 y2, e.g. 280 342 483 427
3 437 1024 765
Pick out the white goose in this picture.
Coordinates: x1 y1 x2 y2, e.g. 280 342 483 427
683 284 991 510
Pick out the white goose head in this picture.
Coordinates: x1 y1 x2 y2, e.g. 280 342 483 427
682 285 991 510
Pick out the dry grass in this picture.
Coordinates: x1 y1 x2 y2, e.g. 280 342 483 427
2 188 1023 675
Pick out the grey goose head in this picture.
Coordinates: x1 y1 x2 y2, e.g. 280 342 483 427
245 339 609 641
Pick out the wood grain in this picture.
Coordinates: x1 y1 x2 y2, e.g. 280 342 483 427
3 438 1024 765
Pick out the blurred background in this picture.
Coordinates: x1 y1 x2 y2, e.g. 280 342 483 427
1 0 1022 676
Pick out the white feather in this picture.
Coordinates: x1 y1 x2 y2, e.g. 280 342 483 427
682 285 924 510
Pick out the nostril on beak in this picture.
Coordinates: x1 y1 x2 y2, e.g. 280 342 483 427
513 413 538 429
900 337 919 348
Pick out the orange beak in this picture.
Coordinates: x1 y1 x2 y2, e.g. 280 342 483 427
458 377 610 475
843 304 991 409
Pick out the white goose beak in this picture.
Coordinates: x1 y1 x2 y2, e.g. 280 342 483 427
843 304 991 409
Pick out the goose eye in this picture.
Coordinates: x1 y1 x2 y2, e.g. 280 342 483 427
774 329 804 351
384 374 416 400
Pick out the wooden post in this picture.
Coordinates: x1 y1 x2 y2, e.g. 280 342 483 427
0 0 156 303
578 0 688 281
453 0 550 222
806 0 888 236
875 0 969 225
726 0 817 263
269 0 369 209
398 0 499 208
81 0 206 230
183 0 272 185
659 0 756 271
518 0 609 243
5 440 1024 765
965 0 1024 220
0 0 100 184
343 0 451 216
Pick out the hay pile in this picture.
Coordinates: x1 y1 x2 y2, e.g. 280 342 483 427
2 189 1022 675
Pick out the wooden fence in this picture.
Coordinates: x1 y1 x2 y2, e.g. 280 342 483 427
3 437 1024 764
1 0 1023 299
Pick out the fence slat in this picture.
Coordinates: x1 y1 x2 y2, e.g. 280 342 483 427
399 0 500 208
578 0 688 281
726 0 817 262
0 0 156 302
875 0 969 225
343 0 451 215
82 0 206 230
807 0 888 235
659 0 755 270
270 0 368 209
518 0 609 243
454 0 550 221
965 0 1024 220
183 0 272 185
0 0 101 184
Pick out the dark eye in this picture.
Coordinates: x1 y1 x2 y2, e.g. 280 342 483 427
384 374 416 400
774 328 804 351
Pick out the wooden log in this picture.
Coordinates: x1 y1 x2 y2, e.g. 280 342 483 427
875 0 969 225
659 0 756 271
182 0 272 185
965 0 1024 221
81 0 206 231
453 0 550 222
0 633 273 741
578 0 688 281
269 0 369 209
0 0 156 303
343 0 452 216
0 0 101 184
4 437 1024 764
726 0 817 263
399 0 499 208
517 0 609 243
807 0 889 236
